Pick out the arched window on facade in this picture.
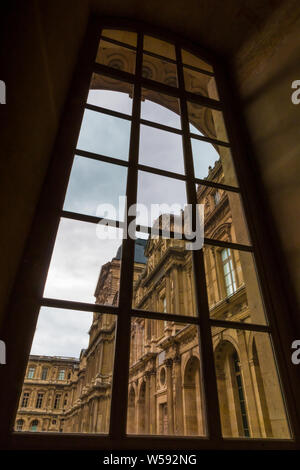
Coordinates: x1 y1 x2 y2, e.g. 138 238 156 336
215 340 250 437
30 420 39 432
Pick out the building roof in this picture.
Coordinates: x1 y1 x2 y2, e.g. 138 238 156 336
115 238 147 264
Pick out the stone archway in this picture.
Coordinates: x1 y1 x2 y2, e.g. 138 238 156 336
183 355 204 435
214 340 250 437
127 385 136 433
137 381 146 434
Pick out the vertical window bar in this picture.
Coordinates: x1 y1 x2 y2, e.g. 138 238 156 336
175 44 222 440
109 31 143 439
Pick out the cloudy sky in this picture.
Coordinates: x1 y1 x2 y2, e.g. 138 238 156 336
31 89 219 358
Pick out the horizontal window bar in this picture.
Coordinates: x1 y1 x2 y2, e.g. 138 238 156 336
85 103 132 121
41 298 119 316
100 35 137 51
204 238 253 252
93 64 223 111
61 210 125 229
74 151 240 198
189 131 230 148
143 49 177 65
75 149 130 168
182 62 215 77
135 224 195 241
59 212 196 241
10 432 298 449
93 63 135 85
140 117 182 135
185 90 222 110
137 162 187 181
209 318 270 333
194 177 240 193
131 308 199 324
142 76 222 110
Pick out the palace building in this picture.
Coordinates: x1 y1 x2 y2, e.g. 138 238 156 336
15 159 289 439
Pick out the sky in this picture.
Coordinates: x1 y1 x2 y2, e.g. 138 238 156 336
31 89 220 358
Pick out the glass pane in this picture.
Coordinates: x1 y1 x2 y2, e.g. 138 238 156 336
184 67 219 100
96 40 136 74
127 318 206 436
77 109 131 161
15 307 116 434
142 54 178 87
188 101 229 143
136 171 187 227
63 156 127 221
139 124 184 174
204 245 266 324
132 235 197 317
88 74 133 115
101 29 137 47
197 185 250 245
191 138 238 187
212 327 291 439
143 35 176 60
141 88 181 129
44 218 123 304
181 49 213 73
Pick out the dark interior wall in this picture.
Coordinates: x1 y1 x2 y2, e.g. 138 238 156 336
233 0 300 307
0 0 299 330
0 0 89 326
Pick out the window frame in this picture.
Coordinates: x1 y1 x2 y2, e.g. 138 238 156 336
41 367 48 381
220 248 237 297
21 392 30 409
1 16 299 450
35 393 44 410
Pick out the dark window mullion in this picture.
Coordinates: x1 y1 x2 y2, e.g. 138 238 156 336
182 62 214 77
176 44 222 441
109 32 143 439
143 49 177 65
41 297 119 316
209 318 270 333
61 210 125 229
85 103 132 121
100 35 137 52
204 238 253 253
74 148 241 193
93 63 223 111
139 118 182 135
189 131 230 148
75 149 130 168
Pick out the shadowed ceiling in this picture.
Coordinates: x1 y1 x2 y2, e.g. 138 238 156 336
91 0 282 58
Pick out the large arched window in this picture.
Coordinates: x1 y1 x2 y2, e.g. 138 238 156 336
29 420 39 432
4 20 297 451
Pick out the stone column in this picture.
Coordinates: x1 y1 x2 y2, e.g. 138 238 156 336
173 355 184 435
149 369 156 434
145 373 150 434
93 397 99 432
165 359 174 434
173 269 180 314
236 330 261 437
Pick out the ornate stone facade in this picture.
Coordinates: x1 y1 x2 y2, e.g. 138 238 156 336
15 160 290 438
15 356 79 432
